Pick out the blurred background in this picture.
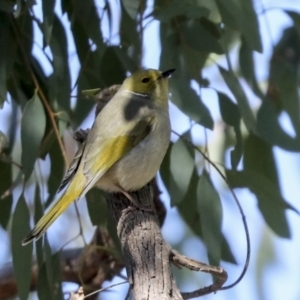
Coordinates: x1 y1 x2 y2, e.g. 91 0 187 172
0 0 300 299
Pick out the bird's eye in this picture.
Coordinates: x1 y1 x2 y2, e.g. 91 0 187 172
142 78 150 83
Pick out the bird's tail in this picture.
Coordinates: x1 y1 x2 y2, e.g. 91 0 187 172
22 174 85 245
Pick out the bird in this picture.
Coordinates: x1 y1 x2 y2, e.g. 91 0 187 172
22 68 175 245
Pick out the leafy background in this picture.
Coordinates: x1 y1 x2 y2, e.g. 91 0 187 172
0 0 300 299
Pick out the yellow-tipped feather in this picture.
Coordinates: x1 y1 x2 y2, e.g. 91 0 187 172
22 172 86 245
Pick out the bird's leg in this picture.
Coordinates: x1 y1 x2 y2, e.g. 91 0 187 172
116 184 153 213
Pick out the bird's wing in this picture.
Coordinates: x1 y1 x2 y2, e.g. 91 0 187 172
57 142 85 193
81 114 154 194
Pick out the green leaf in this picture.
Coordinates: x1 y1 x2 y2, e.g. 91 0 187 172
49 15 71 111
0 130 8 153
154 1 209 22
218 92 240 127
122 0 140 19
0 14 10 107
21 93 46 179
0 1 14 12
215 0 262 52
164 138 195 205
257 99 300 151
100 47 127 86
37 262 53 300
239 38 265 99
219 66 256 132
34 184 44 266
0 160 13 228
181 20 223 54
12 195 33 300
119 0 141 63
226 170 299 238
197 172 223 266
47 139 64 207
170 77 214 129
86 188 107 226
244 134 279 186
176 168 236 264
42 0 55 45
218 92 243 169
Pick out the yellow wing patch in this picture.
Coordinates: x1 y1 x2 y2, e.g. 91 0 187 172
82 118 153 192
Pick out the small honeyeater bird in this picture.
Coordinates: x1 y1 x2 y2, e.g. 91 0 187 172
22 68 175 245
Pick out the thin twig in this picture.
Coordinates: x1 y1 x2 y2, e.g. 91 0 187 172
83 281 128 299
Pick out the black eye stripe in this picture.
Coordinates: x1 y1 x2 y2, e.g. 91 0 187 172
142 77 150 83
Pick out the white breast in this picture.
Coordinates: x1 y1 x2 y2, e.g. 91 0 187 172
97 111 170 192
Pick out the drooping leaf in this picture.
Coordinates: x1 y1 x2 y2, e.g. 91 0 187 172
47 138 65 207
257 99 300 151
226 170 299 238
122 0 141 19
154 0 209 21
244 134 279 186
176 168 236 264
0 160 13 228
119 0 141 64
181 20 223 54
48 15 71 111
197 172 223 266
100 47 127 86
86 188 107 226
219 66 256 132
0 130 8 153
37 262 53 300
34 184 44 267
164 138 195 205
0 13 10 107
42 0 55 45
43 239 63 300
170 77 214 129
21 93 46 179
239 38 264 99
215 0 262 52
218 92 243 169
0 1 14 12
12 195 33 300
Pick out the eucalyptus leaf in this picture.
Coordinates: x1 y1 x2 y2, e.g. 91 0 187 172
219 66 256 133
170 78 214 129
86 188 108 226
122 0 140 19
12 195 33 300
154 0 209 22
197 172 223 266
21 93 46 179
257 99 300 151
169 138 195 205
239 38 264 99
0 160 13 228
215 0 262 52
0 130 8 152
42 0 55 45
49 15 71 111
37 262 53 300
244 134 279 186
218 92 242 169
182 20 223 54
226 170 298 238
47 139 65 207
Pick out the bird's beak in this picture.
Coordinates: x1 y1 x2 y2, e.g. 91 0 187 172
161 69 176 78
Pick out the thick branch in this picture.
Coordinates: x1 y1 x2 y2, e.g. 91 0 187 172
107 185 183 300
